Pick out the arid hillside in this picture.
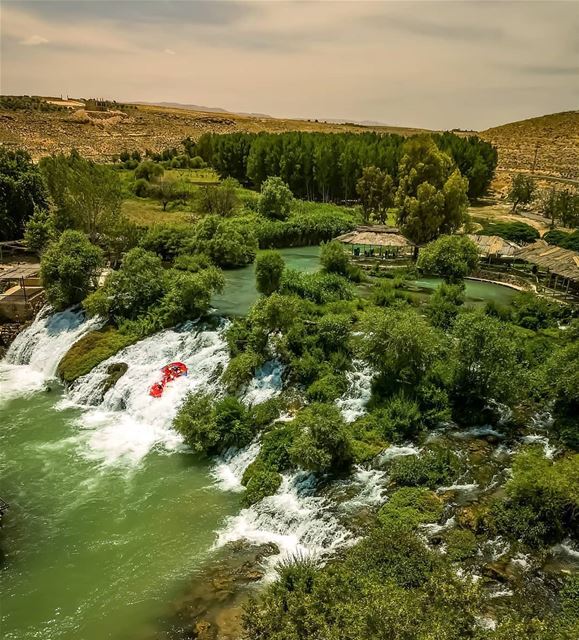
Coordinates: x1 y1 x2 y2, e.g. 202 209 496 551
479 110 579 190
1 98 577 190
0 98 427 161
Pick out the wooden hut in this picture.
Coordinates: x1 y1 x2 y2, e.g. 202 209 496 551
335 226 416 262
0 264 44 321
514 240 579 298
467 234 520 262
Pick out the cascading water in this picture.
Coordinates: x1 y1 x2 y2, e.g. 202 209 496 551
63 323 230 465
242 360 284 406
336 360 373 423
0 306 102 402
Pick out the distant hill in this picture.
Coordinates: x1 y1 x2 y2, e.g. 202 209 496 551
0 97 428 161
136 101 273 119
479 111 579 186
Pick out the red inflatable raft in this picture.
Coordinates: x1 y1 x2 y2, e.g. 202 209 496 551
149 362 188 397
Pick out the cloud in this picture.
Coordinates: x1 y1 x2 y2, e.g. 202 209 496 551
20 34 49 46
164 49 176 56
518 65 579 77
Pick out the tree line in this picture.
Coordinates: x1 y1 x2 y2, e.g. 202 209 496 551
194 130 497 201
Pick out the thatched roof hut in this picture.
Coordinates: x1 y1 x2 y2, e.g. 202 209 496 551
467 234 520 259
515 240 579 283
335 226 415 261
335 226 413 248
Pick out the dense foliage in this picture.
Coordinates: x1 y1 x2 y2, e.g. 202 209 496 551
0 148 48 241
480 220 540 244
417 234 479 283
196 130 496 201
41 230 104 310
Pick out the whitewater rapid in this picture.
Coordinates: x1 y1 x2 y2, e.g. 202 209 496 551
1 306 102 402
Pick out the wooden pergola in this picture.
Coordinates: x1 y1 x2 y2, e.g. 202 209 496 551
335 226 416 261
0 264 44 321
514 241 579 299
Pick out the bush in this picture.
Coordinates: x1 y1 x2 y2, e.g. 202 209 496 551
389 446 463 489
444 528 478 561
173 393 254 455
544 229 579 252
173 253 212 272
426 282 465 329
189 216 257 268
198 177 239 217
289 403 353 473
280 270 354 304
378 487 443 530
379 393 424 441
489 449 579 547
241 462 282 507
544 342 579 449
133 178 151 198
41 230 104 310
257 423 298 472
511 291 568 330
140 224 196 260
57 328 137 383
417 235 479 283
306 373 347 403
255 250 285 296
24 208 55 254
134 160 164 182
222 350 263 393
320 240 349 276
258 177 294 220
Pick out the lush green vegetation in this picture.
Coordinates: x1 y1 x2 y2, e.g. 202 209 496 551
544 228 579 251
195 130 497 200
417 234 479 283
0 148 48 241
479 220 540 244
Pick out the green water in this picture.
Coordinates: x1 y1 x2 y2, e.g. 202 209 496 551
212 245 519 315
0 390 240 640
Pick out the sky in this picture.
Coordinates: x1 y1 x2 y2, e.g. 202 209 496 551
1 0 578 130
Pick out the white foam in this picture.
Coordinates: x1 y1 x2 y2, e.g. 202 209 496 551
336 360 373 423
64 324 229 465
378 444 420 462
212 442 261 492
521 434 557 459
242 361 284 406
342 467 387 508
1 306 102 402
215 472 351 577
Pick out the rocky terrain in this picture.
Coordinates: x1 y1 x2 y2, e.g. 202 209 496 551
0 98 426 161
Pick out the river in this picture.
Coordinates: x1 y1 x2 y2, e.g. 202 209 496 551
0 249 523 640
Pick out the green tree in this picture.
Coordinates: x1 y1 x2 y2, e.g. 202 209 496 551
24 208 55 254
356 166 395 224
320 240 349 276
396 137 469 243
41 230 103 310
508 173 535 212
83 247 165 322
40 152 123 241
149 178 187 211
0 148 48 241
255 250 285 296
134 160 164 182
258 177 294 220
198 177 239 217
426 282 465 329
289 403 353 472
417 235 479 283
450 311 524 416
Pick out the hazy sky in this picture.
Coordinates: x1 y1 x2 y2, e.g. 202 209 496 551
2 0 578 130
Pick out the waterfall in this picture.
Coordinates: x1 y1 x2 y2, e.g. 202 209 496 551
242 360 284 406
63 323 230 465
212 442 261 492
1 306 102 402
336 360 373 422
215 472 352 578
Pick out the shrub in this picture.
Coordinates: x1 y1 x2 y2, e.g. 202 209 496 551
316 313 351 354
257 423 298 472
280 270 354 304
24 208 55 254
289 403 353 473
57 328 137 383
378 487 443 530
134 160 164 182
250 397 283 430
258 177 294 220
140 224 196 260
222 350 263 393
481 220 540 244
133 178 151 198
417 235 479 283
173 393 254 455
242 463 282 507
255 250 285 296
426 282 465 329
189 216 257 268
198 177 239 217
544 342 579 449
544 229 579 252
489 449 579 547
379 393 424 440
320 240 349 276
306 373 347 403
389 446 463 489
511 291 567 330
444 528 478 561
41 230 104 310
173 253 212 272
